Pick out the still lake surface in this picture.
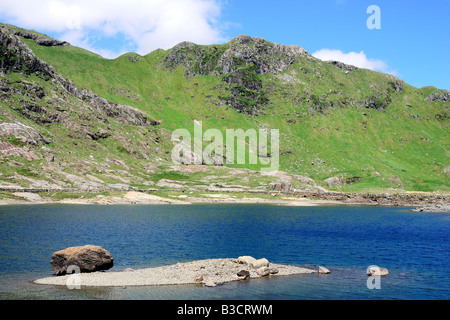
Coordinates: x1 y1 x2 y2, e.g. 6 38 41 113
0 204 448 300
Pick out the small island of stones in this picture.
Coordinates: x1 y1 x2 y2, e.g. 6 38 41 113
34 252 330 288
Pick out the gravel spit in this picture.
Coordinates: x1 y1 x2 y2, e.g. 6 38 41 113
34 258 319 287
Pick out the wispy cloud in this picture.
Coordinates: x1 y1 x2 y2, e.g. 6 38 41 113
312 48 399 76
0 0 226 58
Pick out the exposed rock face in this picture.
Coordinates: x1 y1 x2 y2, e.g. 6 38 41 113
164 35 312 115
426 91 450 102
0 24 163 169
50 245 114 275
0 26 57 78
215 35 311 75
0 141 39 161
327 60 358 71
35 38 70 47
0 122 49 146
270 182 292 192
324 176 343 188
412 203 450 213
165 35 311 77
14 31 70 46
1 25 158 128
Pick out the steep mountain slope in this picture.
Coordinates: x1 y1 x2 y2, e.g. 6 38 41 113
0 23 448 194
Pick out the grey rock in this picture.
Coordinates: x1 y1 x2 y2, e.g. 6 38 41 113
204 280 217 287
318 266 330 274
269 268 279 274
237 270 250 280
367 266 389 277
324 176 343 188
0 122 49 146
237 256 256 266
251 258 269 269
255 267 270 276
36 38 70 47
412 203 450 213
425 90 450 102
327 60 358 71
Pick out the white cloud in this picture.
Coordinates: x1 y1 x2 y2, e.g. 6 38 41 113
312 49 398 76
0 0 226 58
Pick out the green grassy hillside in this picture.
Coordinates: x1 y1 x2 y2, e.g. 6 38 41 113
1 23 448 193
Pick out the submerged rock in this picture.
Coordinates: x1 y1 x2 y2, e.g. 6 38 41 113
50 245 114 276
367 266 389 277
318 266 330 274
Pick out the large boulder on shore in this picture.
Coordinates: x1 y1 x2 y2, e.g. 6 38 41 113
51 245 114 275
237 256 257 265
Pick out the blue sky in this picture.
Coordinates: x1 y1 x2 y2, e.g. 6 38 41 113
0 0 449 89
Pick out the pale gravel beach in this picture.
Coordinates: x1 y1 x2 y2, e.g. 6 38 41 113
0 191 338 206
34 258 319 288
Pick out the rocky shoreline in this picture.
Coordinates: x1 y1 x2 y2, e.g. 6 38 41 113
34 257 326 288
0 189 448 212
291 191 450 211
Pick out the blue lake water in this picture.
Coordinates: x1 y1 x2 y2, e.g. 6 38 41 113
0 204 448 300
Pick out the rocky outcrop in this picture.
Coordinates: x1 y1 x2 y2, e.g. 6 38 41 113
270 182 292 192
367 266 389 277
0 26 57 79
288 190 450 208
327 60 358 71
216 35 311 75
411 203 450 213
14 31 70 46
50 245 114 275
165 35 311 77
426 90 450 102
164 35 311 115
1 25 158 128
35 38 70 47
0 122 50 146
76 89 158 127
324 176 343 188
0 141 39 161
